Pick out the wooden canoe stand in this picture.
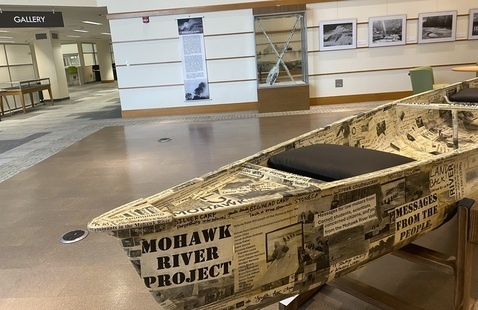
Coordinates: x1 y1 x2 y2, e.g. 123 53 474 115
280 197 478 310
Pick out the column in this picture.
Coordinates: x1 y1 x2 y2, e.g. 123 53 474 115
96 40 115 82
33 31 69 100
77 43 87 84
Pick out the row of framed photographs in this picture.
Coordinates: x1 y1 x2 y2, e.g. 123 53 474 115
320 9 478 51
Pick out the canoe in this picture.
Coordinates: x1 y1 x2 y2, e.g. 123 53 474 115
88 78 478 310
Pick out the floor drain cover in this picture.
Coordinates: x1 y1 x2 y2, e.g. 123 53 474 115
60 229 88 244
158 137 172 143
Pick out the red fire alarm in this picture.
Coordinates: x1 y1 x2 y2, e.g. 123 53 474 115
142 16 150 23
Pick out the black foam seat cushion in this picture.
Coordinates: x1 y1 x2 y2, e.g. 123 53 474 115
449 88 478 103
267 144 415 181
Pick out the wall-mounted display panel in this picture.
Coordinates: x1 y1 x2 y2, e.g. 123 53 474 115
319 19 357 51
418 11 457 44
469 8 478 39
368 15 406 47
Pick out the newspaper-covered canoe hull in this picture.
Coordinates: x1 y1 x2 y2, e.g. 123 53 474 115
88 78 478 310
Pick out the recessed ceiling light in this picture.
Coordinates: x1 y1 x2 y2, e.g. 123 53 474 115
73 29 89 33
100 32 111 35
67 35 81 38
0 40 15 43
0 30 9 33
81 21 103 26
0 36 13 39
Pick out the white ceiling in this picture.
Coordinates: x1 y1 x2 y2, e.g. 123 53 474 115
0 5 110 44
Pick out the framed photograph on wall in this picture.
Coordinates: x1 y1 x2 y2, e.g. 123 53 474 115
469 8 478 40
319 19 356 51
418 11 457 44
368 15 406 47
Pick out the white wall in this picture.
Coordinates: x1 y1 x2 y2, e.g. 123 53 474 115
99 0 256 14
104 0 478 113
112 9 257 111
306 0 478 97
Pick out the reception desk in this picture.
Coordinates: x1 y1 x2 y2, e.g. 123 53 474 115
0 78 53 114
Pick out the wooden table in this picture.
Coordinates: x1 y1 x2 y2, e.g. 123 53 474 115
0 80 53 114
451 65 478 72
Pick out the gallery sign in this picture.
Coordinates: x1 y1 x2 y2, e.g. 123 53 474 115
0 11 64 28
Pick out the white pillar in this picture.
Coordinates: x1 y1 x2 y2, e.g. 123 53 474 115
33 31 69 100
96 40 114 82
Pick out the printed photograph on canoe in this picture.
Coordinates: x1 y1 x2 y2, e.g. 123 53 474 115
349 115 372 148
393 107 453 155
335 120 351 141
367 227 395 260
328 225 369 267
418 11 457 44
379 178 406 218
252 223 302 290
294 193 334 289
334 183 381 207
405 171 430 202
300 223 329 270
291 223 330 292
369 110 392 149
368 15 406 47
319 19 357 51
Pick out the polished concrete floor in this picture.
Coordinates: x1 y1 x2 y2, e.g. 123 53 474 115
0 83 476 309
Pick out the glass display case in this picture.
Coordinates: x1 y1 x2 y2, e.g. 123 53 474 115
255 12 308 87
0 78 53 114
254 8 309 113
0 78 51 90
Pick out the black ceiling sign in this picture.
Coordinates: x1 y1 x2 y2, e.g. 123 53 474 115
0 11 64 28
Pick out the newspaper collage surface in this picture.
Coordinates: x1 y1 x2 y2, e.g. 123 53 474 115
88 78 478 309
